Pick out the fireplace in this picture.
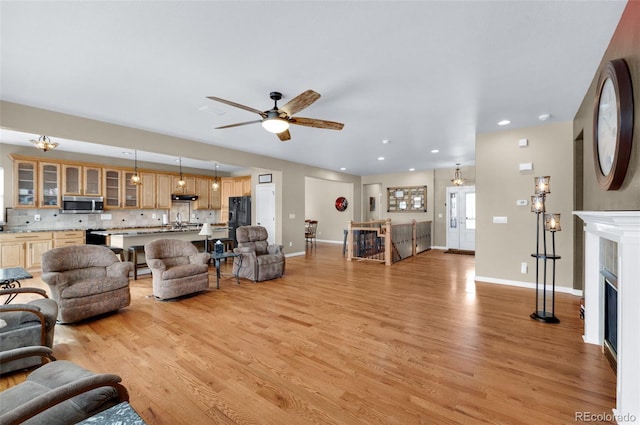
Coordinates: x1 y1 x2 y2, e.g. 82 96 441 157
574 211 640 421
602 268 617 371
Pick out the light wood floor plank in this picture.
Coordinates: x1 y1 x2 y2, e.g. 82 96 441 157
1 244 616 424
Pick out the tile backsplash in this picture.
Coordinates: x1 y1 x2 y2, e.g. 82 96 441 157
4 206 221 231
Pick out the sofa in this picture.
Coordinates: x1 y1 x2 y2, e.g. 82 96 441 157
41 245 133 324
144 239 210 300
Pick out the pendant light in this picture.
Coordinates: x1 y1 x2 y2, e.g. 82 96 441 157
176 156 187 189
130 150 142 185
451 163 464 186
31 135 59 152
212 162 220 191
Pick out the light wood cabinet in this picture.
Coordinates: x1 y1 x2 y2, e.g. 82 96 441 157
0 232 52 270
62 164 82 195
103 169 122 208
84 167 102 195
241 177 252 196
140 172 157 209
195 177 222 210
156 173 173 209
172 176 196 195
53 230 85 248
14 160 37 208
63 165 101 196
103 169 138 208
38 162 61 208
0 239 25 268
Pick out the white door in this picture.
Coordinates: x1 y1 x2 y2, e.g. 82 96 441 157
255 183 276 244
446 186 476 251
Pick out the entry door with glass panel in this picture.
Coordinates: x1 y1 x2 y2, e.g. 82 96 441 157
446 186 476 251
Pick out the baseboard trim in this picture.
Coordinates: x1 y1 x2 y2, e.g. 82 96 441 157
475 275 581 296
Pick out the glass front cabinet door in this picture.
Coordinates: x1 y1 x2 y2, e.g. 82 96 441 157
39 162 61 208
14 160 37 208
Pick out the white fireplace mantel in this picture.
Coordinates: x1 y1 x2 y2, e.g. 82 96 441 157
574 211 640 423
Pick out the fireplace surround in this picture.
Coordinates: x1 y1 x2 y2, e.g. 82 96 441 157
574 211 640 421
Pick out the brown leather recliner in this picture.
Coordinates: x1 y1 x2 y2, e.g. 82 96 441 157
233 226 285 282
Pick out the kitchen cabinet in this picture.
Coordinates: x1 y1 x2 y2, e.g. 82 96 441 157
38 162 61 208
140 172 157 209
172 176 196 195
53 230 85 248
14 160 37 208
104 169 138 208
156 173 173 209
195 177 221 210
62 165 101 196
0 232 52 270
84 167 102 195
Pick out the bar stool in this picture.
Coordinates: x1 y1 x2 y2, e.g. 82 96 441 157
127 245 147 280
107 246 124 261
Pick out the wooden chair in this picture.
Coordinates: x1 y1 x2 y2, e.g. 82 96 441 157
305 220 318 246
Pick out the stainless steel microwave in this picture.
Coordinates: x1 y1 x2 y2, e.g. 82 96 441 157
61 196 104 214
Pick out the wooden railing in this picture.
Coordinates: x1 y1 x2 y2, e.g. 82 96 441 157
346 219 431 265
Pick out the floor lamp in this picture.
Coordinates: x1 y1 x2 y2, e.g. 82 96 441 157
530 176 561 323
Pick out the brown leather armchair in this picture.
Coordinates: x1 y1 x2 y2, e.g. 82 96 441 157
233 226 285 282
144 239 210 300
41 245 133 324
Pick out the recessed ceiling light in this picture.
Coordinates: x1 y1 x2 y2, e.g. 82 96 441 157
409 168 415 172
498 120 511 126
122 151 132 155
377 156 384 161
340 167 346 171
431 149 439 154
538 113 551 121
382 139 391 144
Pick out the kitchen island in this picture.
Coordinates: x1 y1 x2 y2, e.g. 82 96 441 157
91 226 229 262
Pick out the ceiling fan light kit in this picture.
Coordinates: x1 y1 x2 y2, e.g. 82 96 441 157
207 89 344 141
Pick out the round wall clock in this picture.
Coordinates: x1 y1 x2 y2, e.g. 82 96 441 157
335 196 348 212
593 58 634 190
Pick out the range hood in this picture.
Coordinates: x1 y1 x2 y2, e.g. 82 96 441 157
171 194 198 201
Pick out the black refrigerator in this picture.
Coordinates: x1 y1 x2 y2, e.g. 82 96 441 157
228 196 251 246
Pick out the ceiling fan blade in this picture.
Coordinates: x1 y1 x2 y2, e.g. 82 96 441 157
215 120 262 130
279 90 321 116
207 96 266 117
277 129 291 141
289 117 344 130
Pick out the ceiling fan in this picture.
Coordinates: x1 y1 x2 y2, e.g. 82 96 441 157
207 90 344 141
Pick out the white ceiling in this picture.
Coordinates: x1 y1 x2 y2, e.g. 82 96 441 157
0 1 627 176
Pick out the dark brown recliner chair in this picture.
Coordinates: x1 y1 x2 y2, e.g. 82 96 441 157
41 245 133 324
233 226 285 282
0 346 129 425
0 288 58 374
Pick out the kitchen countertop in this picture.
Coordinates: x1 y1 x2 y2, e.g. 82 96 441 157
2 225 229 235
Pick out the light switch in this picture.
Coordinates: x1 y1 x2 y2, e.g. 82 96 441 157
493 216 508 224
516 200 528 206
519 162 533 171
289 213 295 219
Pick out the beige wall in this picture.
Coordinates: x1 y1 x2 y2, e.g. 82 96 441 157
305 177 354 242
476 121 575 290
0 101 362 254
573 0 640 212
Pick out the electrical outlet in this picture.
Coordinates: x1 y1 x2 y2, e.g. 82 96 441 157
34 214 41 222
152 213 157 219
289 242 293 247
521 262 528 274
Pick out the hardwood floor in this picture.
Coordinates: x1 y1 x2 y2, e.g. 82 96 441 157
2 244 616 424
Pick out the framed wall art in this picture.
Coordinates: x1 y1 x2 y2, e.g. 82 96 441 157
386 185 427 212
